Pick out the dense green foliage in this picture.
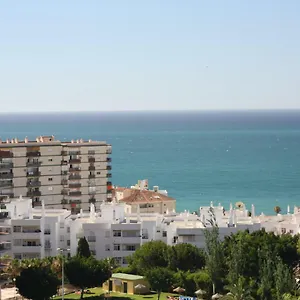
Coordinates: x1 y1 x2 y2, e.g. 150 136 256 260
65 256 111 299
77 237 91 258
16 266 60 300
145 267 174 300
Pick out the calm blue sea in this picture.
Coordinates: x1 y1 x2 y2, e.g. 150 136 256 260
0 110 299 215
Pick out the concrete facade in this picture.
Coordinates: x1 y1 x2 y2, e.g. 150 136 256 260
0 136 112 213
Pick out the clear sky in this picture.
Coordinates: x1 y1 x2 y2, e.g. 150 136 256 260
1 1 300 112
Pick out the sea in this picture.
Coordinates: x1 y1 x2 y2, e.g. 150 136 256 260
0 110 299 215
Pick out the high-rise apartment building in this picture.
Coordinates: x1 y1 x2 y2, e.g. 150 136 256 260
0 136 112 213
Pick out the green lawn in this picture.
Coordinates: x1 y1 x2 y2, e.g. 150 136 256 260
54 287 177 300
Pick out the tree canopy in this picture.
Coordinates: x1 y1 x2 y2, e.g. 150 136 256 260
65 256 110 299
16 266 60 300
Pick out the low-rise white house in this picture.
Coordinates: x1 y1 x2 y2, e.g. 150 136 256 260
1 196 300 266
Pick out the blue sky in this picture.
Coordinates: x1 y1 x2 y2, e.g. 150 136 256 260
1 1 300 112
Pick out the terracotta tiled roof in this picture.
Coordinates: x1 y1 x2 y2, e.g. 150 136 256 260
118 189 175 204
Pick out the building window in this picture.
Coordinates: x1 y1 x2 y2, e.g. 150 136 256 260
14 254 22 259
60 223 64 229
105 244 110 251
289 230 294 234
90 250 96 256
122 257 128 265
14 239 22 246
113 230 121 237
114 244 120 251
60 235 64 242
67 240 70 246
97 172 101 175
281 228 287 234
13 226 22 233
67 227 70 233
87 236 96 242
114 257 122 264
162 231 167 237
124 245 136 251
48 158 53 162
48 177 53 181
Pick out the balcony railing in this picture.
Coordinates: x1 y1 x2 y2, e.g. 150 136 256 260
61 199 68 205
0 193 14 198
0 173 13 179
69 191 82 196
106 166 112 170
70 200 81 204
0 163 13 169
26 151 41 157
61 171 68 175
61 151 67 156
69 151 81 155
0 151 13 158
88 157 95 163
44 230 51 235
107 157 112 162
69 183 81 188
61 160 68 165
32 201 42 207
26 161 41 167
69 167 81 172
22 244 41 247
69 175 81 180
106 173 112 178
26 172 41 177
89 166 95 171
89 198 96 204
107 181 112 186
27 190 41 197
69 158 81 164
27 181 41 187
106 148 112 154
89 174 95 179
0 180 13 187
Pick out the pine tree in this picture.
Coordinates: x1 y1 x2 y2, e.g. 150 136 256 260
77 237 91 258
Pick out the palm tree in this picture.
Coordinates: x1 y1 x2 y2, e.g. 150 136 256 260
274 206 281 214
223 277 254 300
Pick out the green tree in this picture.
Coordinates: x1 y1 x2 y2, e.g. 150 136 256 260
146 267 174 300
128 241 169 274
274 257 295 300
77 237 91 258
168 243 206 272
65 256 110 299
274 206 281 214
16 266 60 300
224 277 254 300
203 212 225 294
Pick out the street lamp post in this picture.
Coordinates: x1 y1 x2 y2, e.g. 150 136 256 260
57 248 70 300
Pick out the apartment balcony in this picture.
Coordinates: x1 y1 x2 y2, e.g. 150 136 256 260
107 190 112 194
88 157 95 163
32 201 42 207
0 173 13 179
27 190 41 197
61 151 67 156
69 183 81 188
0 193 14 199
0 162 13 169
26 171 41 177
89 174 95 179
44 229 51 235
106 165 112 170
69 191 82 196
0 151 13 158
107 157 112 163
107 181 112 186
69 167 81 172
0 180 13 188
61 189 68 195
88 151 95 155
69 158 81 164
69 151 81 155
26 151 41 157
26 161 41 167
0 212 9 219
61 179 68 185
61 171 68 175
106 147 112 154
61 160 68 165
106 173 112 178
89 166 95 171
70 200 81 204
89 198 96 204
88 190 96 195
27 181 41 187
61 199 68 205
69 175 81 180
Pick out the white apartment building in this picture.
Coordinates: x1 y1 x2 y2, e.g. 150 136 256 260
0 136 112 213
1 197 300 266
